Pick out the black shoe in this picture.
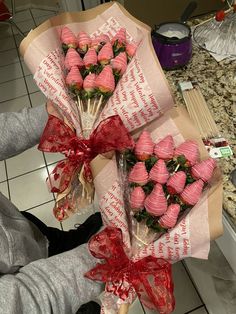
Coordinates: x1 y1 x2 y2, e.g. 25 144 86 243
46 212 103 256
76 301 101 314
74 212 103 243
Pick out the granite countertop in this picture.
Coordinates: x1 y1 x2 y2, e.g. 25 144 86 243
163 16 236 227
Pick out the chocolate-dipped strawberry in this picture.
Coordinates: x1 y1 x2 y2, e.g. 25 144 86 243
126 42 137 59
174 140 200 166
144 183 167 216
128 162 149 186
149 159 169 184
180 179 204 206
191 158 216 182
135 130 154 161
130 186 145 212
159 204 180 229
77 31 91 53
111 52 127 75
98 42 114 65
96 65 115 94
154 135 174 160
65 66 83 92
83 48 97 70
91 34 110 51
83 73 96 97
64 48 84 70
111 28 126 48
61 26 77 49
166 171 187 194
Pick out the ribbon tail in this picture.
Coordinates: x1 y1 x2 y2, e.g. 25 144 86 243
133 267 175 314
47 160 81 193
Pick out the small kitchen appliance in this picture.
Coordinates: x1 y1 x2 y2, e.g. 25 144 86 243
152 1 197 70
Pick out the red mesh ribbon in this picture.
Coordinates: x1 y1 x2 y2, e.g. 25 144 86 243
85 227 175 314
38 114 134 193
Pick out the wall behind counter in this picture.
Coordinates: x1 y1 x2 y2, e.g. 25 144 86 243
124 0 224 27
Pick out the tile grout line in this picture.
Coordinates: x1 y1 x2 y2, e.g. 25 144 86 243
6 157 64 181
12 29 34 108
0 72 25 85
182 261 209 314
0 90 41 105
184 304 207 314
29 8 37 27
23 199 55 212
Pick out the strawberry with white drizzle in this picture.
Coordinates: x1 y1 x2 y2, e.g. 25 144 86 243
130 186 146 212
149 159 169 184
128 162 149 186
191 158 216 182
144 183 167 216
135 130 154 161
159 204 180 229
154 135 174 160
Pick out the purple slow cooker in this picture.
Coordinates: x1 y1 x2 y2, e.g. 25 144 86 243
152 22 192 70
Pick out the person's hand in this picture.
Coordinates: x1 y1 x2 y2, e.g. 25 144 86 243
46 99 63 119
46 99 74 130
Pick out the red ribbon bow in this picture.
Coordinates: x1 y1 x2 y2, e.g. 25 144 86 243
38 115 134 193
85 227 175 314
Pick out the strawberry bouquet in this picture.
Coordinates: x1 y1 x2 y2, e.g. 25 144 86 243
86 110 221 314
61 26 136 139
124 130 216 252
38 26 138 220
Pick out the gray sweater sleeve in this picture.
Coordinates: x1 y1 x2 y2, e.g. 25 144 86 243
0 105 48 161
0 244 102 314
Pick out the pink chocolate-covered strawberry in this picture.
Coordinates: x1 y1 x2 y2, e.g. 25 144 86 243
126 42 137 59
61 26 77 48
77 31 91 52
91 34 110 51
135 130 154 161
159 204 180 229
111 28 126 47
191 157 216 182
180 179 204 206
154 135 174 160
83 48 97 69
64 48 84 70
167 171 186 194
128 162 148 186
111 52 127 75
130 186 145 212
83 73 96 96
96 65 115 94
149 159 169 184
65 66 83 91
174 140 200 166
98 42 114 65
144 183 167 216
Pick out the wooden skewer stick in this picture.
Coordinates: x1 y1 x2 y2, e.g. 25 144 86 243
118 303 130 314
183 86 220 140
93 94 104 119
77 95 84 136
91 98 98 116
87 98 91 114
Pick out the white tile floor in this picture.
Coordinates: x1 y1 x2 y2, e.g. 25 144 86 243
0 8 209 314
